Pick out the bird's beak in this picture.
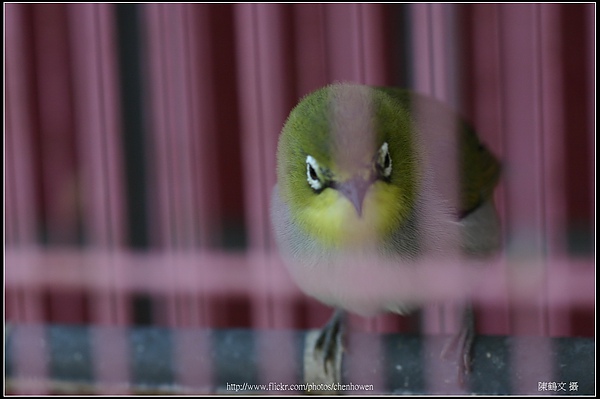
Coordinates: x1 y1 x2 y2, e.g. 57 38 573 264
334 176 375 217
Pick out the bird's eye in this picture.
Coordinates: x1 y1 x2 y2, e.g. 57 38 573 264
308 164 318 180
306 155 324 191
377 142 392 179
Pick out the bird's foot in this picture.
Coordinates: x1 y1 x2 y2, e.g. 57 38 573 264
440 306 474 388
314 309 345 374
304 309 345 392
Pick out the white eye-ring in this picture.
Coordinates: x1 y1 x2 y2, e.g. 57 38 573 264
377 142 392 178
306 155 323 191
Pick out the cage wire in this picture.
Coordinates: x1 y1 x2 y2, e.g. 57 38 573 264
5 3 595 395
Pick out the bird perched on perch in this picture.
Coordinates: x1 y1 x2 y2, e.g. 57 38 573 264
270 83 501 388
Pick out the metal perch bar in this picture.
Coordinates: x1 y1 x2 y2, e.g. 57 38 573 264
5 324 594 394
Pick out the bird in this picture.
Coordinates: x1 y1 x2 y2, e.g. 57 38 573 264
270 83 501 388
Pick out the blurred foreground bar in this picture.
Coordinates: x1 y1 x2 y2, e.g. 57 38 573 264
5 324 594 395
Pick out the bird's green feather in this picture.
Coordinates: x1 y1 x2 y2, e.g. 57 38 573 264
275 84 500 248
374 87 500 216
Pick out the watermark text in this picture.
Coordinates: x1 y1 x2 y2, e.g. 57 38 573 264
226 381 374 393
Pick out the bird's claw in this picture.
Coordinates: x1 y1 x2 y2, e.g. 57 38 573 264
303 309 345 391
440 306 475 388
314 309 345 375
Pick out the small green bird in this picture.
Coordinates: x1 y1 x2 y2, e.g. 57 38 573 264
270 83 501 385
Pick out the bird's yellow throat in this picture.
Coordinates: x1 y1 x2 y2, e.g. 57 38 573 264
295 181 407 249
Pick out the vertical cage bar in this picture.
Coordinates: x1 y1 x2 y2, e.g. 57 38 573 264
184 5 223 252
538 4 568 258
409 4 473 393
180 5 234 330
537 4 571 338
234 3 298 389
234 4 286 254
323 4 365 82
145 4 201 252
178 4 214 332
410 4 457 344
5 8 38 249
366 2 403 343
144 3 196 329
67 4 131 393
408 2 463 337
358 4 401 336
292 4 328 96
468 3 511 336
288 3 334 331
234 3 271 333
31 3 88 325
6 4 49 393
234 3 295 328
322 4 387 338
68 4 127 250
409 4 434 96
31 4 80 246
6 2 41 318
322 4 388 388
68 3 129 324
498 4 553 393
498 3 548 335
144 4 174 251
359 3 392 86
586 4 594 236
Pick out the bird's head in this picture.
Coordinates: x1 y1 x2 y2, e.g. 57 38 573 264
276 83 420 249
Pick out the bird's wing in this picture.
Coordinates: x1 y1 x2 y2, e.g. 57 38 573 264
375 87 500 218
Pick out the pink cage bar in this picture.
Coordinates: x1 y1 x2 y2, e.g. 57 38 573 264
5 3 595 395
